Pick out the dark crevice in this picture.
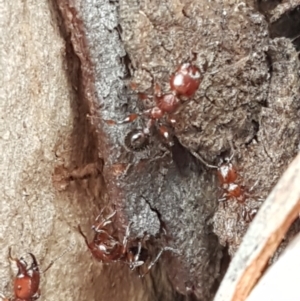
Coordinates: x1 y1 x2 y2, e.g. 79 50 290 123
255 0 300 50
265 50 273 78
181 8 191 19
256 0 282 15
171 137 204 177
269 6 300 50
245 120 260 146
252 119 260 134
260 50 273 109
49 0 101 169
210 245 230 299
121 53 133 80
142 196 168 236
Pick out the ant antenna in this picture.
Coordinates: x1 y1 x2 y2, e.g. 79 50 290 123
78 225 89 246
92 208 117 231
8 247 17 262
140 246 180 277
41 242 75 274
292 33 300 42
190 151 218 169
123 221 133 247
226 152 234 163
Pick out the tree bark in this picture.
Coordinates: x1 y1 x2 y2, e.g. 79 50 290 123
2 0 300 301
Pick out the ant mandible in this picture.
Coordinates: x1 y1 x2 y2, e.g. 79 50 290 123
78 210 179 276
1 247 54 301
107 62 203 150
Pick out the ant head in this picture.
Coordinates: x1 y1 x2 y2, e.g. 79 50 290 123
125 129 149 152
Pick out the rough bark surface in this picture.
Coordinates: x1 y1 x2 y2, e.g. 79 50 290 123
2 0 300 301
69 0 299 299
55 0 225 299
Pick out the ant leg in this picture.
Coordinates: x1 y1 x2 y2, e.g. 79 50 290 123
227 152 234 163
154 82 162 96
228 140 236 159
141 247 180 277
149 149 170 163
129 242 144 271
248 179 259 192
94 207 105 223
140 248 163 277
129 241 145 270
102 113 140 126
134 241 142 263
87 114 137 127
171 98 191 116
94 207 110 228
143 118 155 136
102 210 117 226
158 124 174 147
161 246 181 254
116 113 140 124
127 241 143 271
190 151 218 169
218 197 227 202
123 221 133 248
118 163 133 179
93 210 117 231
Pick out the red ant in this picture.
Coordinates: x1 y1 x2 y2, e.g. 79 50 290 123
78 210 179 276
106 62 202 150
192 151 261 224
217 159 245 203
1 247 54 301
191 152 245 203
78 210 130 263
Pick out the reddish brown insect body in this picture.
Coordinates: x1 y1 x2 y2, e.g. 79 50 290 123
156 93 180 113
2 247 62 301
217 163 238 184
217 160 244 203
14 255 40 300
6 248 41 301
79 226 126 263
79 210 178 276
227 183 243 199
169 63 202 97
147 107 164 120
78 211 127 263
107 62 202 150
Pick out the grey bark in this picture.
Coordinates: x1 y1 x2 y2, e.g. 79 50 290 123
1 0 300 301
